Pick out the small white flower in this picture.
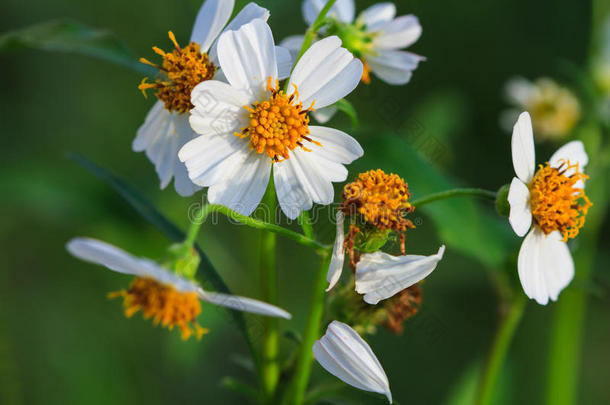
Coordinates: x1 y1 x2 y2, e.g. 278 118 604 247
67 237 291 339
134 0 292 196
355 246 445 305
284 0 424 86
507 112 591 305
179 19 363 219
313 321 392 403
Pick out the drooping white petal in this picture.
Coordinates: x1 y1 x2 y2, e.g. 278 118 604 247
508 177 532 237
288 36 363 109
275 46 293 80
198 290 291 319
313 321 392 403
511 112 536 183
217 19 277 96
303 0 355 26
312 106 338 123
518 228 575 305
279 35 305 61
190 0 235 52
273 126 363 219
357 3 396 28
207 152 271 216
208 3 270 64
66 237 200 292
134 101 201 196
365 50 424 85
549 140 589 188
68 237 292 317
326 211 345 291
371 15 422 50
355 246 445 305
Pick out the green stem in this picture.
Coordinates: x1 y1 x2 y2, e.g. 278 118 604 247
299 211 315 239
260 185 279 400
283 253 332 405
475 293 527 405
411 188 497 208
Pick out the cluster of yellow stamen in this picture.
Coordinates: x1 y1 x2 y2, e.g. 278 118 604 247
108 277 208 340
138 31 215 114
236 77 318 161
342 169 415 232
529 160 592 241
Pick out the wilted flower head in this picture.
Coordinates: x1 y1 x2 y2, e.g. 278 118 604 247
503 77 581 141
67 237 291 340
507 112 592 304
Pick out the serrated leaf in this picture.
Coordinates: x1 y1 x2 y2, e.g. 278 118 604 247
0 19 152 74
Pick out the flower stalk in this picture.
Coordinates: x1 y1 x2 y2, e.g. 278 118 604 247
411 188 497 208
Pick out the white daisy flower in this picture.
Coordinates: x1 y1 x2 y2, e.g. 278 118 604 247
283 0 424 87
67 237 291 340
134 0 292 196
507 112 592 305
313 320 392 403
178 19 364 219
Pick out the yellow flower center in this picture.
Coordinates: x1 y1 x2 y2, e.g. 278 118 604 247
341 169 415 232
529 161 592 241
138 31 215 114
236 77 318 162
109 277 208 340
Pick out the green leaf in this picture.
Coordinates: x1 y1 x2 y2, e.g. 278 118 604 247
334 99 360 128
70 154 257 352
0 19 151 74
354 134 516 268
221 377 259 401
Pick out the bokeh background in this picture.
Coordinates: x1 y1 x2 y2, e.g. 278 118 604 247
1 0 608 404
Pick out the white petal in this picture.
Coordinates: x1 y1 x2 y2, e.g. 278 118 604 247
313 321 392 403
518 228 575 305
279 35 304 61
190 0 235 52
309 126 363 164
312 106 338 123
189 80 252 137
549 140 589 179
134 103 201 196
275 46 293 80
208 3 270 63
358 3 396 28
365 50 424 85
198 290 291 319
356 246 445 305
288 36 363 109
217 19 277 95
303 0 355 26
207 152 271 216
505 77 535 106
508 177 532 237
372 15 422 50
66 238 200 292
326 211 345 291
511 112 536 183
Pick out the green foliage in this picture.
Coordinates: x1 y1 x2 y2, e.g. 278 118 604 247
0 19 151 74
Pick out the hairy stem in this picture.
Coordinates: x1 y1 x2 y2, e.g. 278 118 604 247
283 253 332 405
475 293 527 405
411 188 497 208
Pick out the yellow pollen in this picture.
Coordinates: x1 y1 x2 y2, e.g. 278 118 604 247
529 160 592 241
361 59 371 84
108 277 208 340
138 31 215 114
341 169 415 232
236 77 319 161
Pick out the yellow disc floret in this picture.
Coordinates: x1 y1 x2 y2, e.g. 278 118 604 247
138 31 215 114
236 77 318 162
529 160 592 241
109 277 208 340
341 169 415 232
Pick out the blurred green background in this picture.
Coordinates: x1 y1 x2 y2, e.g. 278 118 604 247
1 0 608 404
